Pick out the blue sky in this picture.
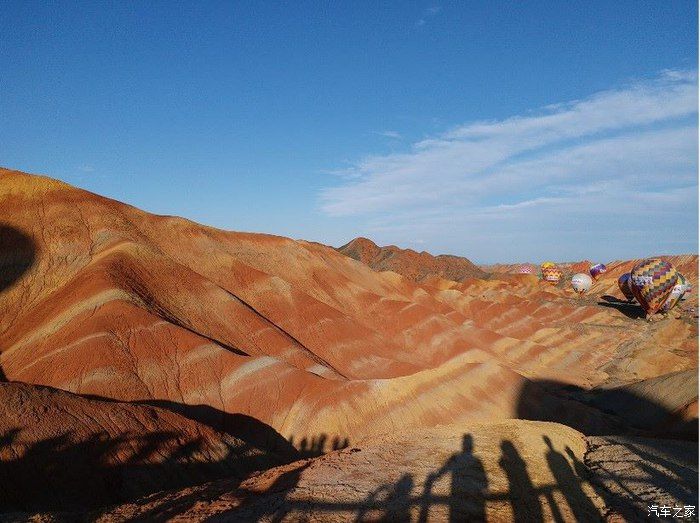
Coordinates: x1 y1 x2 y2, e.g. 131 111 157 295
1 1 697 263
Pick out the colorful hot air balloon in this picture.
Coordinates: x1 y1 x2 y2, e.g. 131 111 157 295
589 263 607 280
659 273 687 313
519 264 534 274
571 273 592 295
617 273 635 302
629 258 678 317
541 261 556 269
542 265 563 285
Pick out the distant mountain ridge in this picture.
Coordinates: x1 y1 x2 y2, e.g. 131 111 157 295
483 261 594 274
337 237 488 282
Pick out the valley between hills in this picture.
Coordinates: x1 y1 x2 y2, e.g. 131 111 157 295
0 168 697 521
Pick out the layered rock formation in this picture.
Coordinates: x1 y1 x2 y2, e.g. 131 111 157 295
338 236 488 282
0 167 696 520
0 381 284 512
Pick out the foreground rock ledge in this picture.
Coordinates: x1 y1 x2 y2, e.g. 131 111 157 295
89 420 696 522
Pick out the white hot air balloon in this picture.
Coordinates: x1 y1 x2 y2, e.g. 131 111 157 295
571 273 592 296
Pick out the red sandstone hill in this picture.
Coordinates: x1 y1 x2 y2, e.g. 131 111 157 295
337 236 488 282
0 167 697 519
0 381 285 512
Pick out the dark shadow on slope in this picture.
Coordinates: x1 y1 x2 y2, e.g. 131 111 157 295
0 364 6 382
0 224 36 295
173 432 607 522
564 445 641 521
596 300 645 319
0 426 266 514
516 378 698 440
2 379 696 518
0 385 301 516
230 432 493 522
579 436 700 520
289 434 350 458
622 439 698 504
416 434 488 522
142 400 301 462
4 425 696 522
498 440 543 521
80 394 301 462
543 436 600 522
600 295 632 305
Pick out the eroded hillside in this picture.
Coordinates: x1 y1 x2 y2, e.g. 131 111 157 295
0 168 697 520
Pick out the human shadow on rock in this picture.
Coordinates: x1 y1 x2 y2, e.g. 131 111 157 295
0 426 270 514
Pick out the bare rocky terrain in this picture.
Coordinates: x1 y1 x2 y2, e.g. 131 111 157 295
0 167 696 521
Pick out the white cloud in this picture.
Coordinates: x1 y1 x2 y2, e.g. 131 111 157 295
417 5 441 26
320 71 698 262
375 130 402 139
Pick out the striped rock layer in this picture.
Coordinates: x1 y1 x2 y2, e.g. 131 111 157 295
0 168 697 452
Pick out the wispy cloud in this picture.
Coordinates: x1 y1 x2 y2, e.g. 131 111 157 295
375 130 402 139
320 71 698 262
417 5 441 26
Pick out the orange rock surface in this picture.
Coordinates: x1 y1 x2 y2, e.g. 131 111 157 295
0 381 284 512
338 236 488 282
0 167 696 519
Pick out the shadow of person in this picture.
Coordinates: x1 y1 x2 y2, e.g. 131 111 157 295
543 436 600 522
0 224 36 295
418 434 488 522
265 462 311 523
564 445 640 521
355 483 391 522
383 473 414 521
498 440 543 522
332 435 350 451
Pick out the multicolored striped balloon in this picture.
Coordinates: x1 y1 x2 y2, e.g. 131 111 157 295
629 258 678 316
542 265 563 285
617 273 635 302
659 273 687 313
589 263 607 280
519 264 534 274
571 273 592 295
